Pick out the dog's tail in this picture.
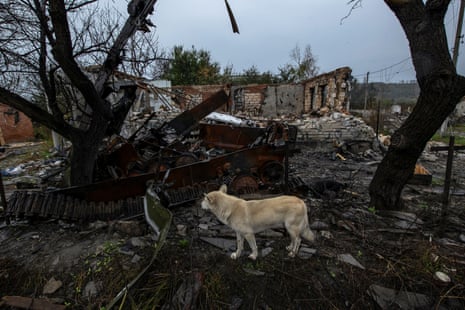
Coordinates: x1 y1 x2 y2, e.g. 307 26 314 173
301 206 315 242
302 225 315 242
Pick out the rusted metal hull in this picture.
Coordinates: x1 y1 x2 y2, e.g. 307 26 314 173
53 144 289 203
5 141 300 219
199 123 266 150
6 89 303 220
166 90 229 137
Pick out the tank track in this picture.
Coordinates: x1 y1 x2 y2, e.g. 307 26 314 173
5 190 144 222
4 176 308 221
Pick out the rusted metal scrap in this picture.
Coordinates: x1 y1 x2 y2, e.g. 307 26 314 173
52 140 300 208
94 90 229 180
199 120 297 151
89 87 301 206
6 89 303 221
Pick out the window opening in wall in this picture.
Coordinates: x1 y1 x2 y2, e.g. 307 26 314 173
233 88 245 113
310 87 316 110
5 108 20 125
320 85 328 107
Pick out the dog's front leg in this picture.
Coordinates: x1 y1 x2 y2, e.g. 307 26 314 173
231 232 244 259
244 233 258 260
288 236 301 257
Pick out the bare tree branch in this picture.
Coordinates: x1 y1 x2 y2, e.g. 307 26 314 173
67 0 98 11
49 0 110 118
0 86 76 136
0 0 164 185
94 0 158 95
341 0 363 24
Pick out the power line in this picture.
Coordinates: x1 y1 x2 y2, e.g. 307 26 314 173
353 1 464 82
369 57 412 75
352 57 413 81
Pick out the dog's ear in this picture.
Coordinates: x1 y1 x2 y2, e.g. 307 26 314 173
219 184 227 193
204 193 212 203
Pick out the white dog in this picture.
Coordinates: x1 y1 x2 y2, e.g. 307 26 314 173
201 185 315 260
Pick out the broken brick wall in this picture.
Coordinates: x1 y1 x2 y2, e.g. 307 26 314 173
115 66 372 152
171 85 231 112
0 104 34 144
231 85 267 116
302 67 352 113
168 67 351 118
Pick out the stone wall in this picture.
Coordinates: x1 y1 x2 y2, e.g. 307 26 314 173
290 112 376 153
230 84 305 117
0 104 34 144
231 84 266 116
168 67 352 118
118 67 375 152
302 67 351 113
171 85 230 112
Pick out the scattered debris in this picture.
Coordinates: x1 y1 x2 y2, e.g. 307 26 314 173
243 268 265 276
165 271 203 309
1 296 66 310
367 284 432 309
434 271 451 283
83 281 100 299
43 277 63 295
298 246 317 259
337 253 365 270
1 96 464 308
200 237 236 252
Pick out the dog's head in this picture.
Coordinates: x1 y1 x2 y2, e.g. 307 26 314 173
201 184 227 210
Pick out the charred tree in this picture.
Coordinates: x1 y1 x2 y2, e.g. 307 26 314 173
369 0 465 209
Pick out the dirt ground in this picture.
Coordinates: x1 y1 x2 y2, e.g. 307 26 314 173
1 140 465 309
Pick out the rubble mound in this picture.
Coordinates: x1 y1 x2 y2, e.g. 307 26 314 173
1 143 465 309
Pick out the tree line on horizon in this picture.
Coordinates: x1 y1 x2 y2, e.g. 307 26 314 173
159 44 319 86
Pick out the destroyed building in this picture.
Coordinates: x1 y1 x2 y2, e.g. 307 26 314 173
0 104 34 145
117 66 374 153
4 66 375 220
169 66 352 117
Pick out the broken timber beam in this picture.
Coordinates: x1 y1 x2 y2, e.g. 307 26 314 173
164 90 229 137
430 136 464 207
1 296 66 310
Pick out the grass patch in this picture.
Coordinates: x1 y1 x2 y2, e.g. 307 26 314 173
203 271 227 304
431 134 465 145
431 123 465 145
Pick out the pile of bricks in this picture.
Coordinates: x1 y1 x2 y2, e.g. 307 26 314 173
290 112 375 152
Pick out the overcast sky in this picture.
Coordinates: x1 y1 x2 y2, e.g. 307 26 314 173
123 0 464 82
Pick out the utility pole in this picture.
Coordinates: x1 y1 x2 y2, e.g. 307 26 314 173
363 71 369 111
439 0 464 136
452 0 465 66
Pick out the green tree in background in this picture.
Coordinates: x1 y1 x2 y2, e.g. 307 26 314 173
163 44 317 86
278 44 319 82
163 46 221 85
234 66 277 85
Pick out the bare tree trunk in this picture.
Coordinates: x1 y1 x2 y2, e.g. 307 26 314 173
70 138 102 186
48 0 156 186
369 1 465 210
69 120 108 186
1 1 159 186
369 83 462 209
